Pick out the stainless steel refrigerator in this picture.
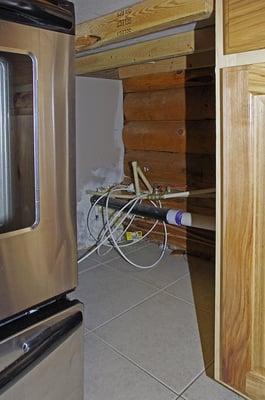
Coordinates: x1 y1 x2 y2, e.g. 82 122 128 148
0 1 83 399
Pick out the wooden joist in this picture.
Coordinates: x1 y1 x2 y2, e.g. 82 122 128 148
118 50 215 79
75 26 215 75
76 0 214 52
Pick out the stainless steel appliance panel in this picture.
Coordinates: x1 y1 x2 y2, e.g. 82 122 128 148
0 20 77 320
0 57 12 227
0 302 83 400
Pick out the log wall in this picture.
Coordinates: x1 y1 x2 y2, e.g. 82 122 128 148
122 67 215 256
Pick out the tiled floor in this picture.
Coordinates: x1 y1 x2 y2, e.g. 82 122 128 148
74 241 244 400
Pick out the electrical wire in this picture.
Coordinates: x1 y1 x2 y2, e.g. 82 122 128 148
77 185 168 268
105 189 168 269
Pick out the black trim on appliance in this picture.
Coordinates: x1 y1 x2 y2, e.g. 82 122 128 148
0 0 75 35
0 310 82 392
0 298 80 340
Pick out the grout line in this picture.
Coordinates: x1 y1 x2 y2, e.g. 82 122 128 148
91 331 180 396
84 328 91 336
78 262 102 275
161 289 212 314
90 287 162 332
161 274 189 291
99 260 162 290
103 258 190 291
179 361 214 399
80 241 151 267
90 275 196 333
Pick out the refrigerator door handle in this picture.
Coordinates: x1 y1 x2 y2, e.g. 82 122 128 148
0 0 73 23
0 311 83 392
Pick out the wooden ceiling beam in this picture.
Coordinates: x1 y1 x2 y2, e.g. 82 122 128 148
76 0 214 52
75 26 215 76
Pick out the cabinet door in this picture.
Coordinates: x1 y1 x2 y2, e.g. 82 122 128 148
223 0 265 55
217 63 265 400
216 2 265 399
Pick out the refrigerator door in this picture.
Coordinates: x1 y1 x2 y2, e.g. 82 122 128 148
0 301 83 400
0 57 12 227
0 17 77 320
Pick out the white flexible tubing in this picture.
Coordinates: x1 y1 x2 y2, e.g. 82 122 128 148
79 196 140 263
79 188 135 263
87 185 130 242
78 187 168 267
98 198 158 251
105 192 168 269
96 189 160 252
86 189 137 248
95 196 140 256
84 188 142 262
88 188 154 252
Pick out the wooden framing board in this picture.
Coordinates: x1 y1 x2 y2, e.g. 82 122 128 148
76 27 215 75
76 0 214 52
119 50 215 78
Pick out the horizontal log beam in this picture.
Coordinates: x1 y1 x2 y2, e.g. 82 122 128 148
123 120 215 154
118 50 215 78
75 27 215 75
76 0 214 52
124 150 215 188
123 68 215 92
124 86 215 121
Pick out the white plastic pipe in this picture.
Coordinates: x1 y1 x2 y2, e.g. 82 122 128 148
166 209 215 231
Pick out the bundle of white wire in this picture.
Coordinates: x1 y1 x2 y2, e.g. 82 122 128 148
77 185 168 269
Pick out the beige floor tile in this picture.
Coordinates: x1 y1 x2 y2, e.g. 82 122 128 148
165 256 215 313
105 246 189 289
84 334 177 400
78 255 101 274
86 240 150 264
96 292 214 394
75 265 158 330
181 365 245 400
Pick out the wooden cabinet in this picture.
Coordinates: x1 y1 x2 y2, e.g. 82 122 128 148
224 0 265 55
216 1 265 399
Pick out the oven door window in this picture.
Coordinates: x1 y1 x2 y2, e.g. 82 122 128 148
0 52 38 234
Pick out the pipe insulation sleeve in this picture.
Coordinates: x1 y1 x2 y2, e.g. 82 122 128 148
166 209 192 227
91 195 215 231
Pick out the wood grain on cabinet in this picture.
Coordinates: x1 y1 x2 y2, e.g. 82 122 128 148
224 0 265 55
220 65 253 393
218 64 265 398
245 66 265 399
